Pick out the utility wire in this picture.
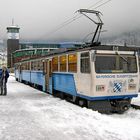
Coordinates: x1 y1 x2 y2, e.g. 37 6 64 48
93 0 112 9
40 0 105 39
82 30 107 42
40 0 112 39
88 0 105 9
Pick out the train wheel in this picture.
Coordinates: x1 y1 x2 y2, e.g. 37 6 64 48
60 92 65 99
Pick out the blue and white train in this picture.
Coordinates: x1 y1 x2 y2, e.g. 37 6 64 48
14 45 139 113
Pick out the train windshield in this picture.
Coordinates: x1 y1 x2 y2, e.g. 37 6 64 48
95 54 137 73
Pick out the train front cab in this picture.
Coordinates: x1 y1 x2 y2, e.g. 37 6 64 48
88 50 139 113
42 50 139 113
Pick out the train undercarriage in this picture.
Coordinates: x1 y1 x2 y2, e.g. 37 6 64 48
88 99 131 114
53 90 132 114
17 80 136 114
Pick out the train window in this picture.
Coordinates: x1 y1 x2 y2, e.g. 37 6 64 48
21 63 27 70
95 54 137 73
31 61 38 71
31 61 34 70
68 54 77 72
52 57 58 71
32 61 35 70
18 65 21 71
28 62 30 70
24 63 27 70
80 52 90 73
21 64 23 70
49 60 52 76
34 61 38 70
40 61 43 71
15 65 18 70
60 55 67 72
38 60 43 71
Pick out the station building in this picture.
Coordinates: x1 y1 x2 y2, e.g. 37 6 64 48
7 25 20 68
13 41 83 64
7 24 83 68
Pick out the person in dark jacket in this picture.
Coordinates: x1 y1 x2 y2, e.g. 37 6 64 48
0 66 9 95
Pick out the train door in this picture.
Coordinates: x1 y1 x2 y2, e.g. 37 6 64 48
45 59 53 94
19 64 22 82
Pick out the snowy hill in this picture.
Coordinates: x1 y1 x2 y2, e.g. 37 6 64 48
101 30 140 46
0 40 4 49
0 40 7 53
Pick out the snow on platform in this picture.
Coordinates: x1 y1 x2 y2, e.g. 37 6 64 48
0 76 140 140
10 73 15 77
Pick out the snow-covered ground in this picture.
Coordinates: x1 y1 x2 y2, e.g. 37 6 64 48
0 76 140 140
132 92 140 106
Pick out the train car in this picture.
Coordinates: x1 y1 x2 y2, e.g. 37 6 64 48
14 46 139 113
14 9 140 113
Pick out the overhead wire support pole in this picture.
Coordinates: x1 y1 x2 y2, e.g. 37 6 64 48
77 9 103 46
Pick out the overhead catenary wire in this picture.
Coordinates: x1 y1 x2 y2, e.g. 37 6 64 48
40 0 112 39
39 0 105 39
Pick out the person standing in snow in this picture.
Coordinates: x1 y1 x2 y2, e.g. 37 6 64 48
0 66 9 95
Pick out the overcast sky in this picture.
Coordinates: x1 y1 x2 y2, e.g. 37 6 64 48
0 0 140 42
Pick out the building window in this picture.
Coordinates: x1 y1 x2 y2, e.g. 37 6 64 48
52 57 58 71
8 28 19 33
80 52 90 73
21 62 28 70
68 54 77 72
60 55 67 72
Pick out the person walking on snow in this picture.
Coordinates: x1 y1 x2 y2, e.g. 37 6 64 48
0 66 9 95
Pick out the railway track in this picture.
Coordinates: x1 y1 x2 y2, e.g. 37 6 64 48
131 104 140 110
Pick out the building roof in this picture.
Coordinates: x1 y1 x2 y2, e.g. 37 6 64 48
7 25 20 29
19 40 84 45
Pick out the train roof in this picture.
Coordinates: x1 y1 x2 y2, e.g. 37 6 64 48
14 44 140 63
44 44 140 56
